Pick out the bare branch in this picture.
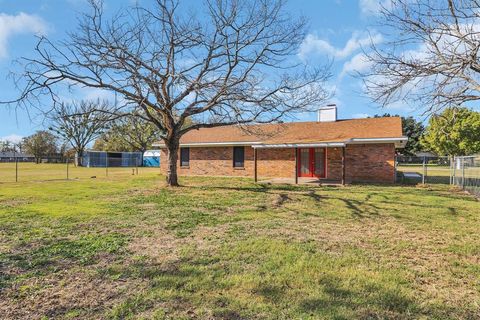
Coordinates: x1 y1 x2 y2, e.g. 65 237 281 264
5 0 331 185
362 0 480 114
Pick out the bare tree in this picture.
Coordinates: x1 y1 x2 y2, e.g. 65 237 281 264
48 100 112 166
7 0 331 186
363 0 480 114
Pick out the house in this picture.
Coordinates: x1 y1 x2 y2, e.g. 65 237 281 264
153 106 406 184
0 151 35 162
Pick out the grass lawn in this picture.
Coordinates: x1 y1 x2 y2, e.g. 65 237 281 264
0 162 161 182
1 168 480 319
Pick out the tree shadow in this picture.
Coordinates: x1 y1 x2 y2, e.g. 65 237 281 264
305 190 382 217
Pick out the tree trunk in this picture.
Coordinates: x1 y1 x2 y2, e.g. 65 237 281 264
75 149 84 167
166 139 180 187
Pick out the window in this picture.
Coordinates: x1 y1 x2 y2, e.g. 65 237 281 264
233 146 245 168
180 148 190 167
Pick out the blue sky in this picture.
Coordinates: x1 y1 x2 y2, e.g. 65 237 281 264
0 0 417 142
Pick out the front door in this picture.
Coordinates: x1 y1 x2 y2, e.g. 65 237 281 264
297 148 326 178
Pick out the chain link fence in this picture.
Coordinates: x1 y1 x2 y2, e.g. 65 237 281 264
452 156 480 197
395 156 452 185
0 156 161 183
396 155 480 197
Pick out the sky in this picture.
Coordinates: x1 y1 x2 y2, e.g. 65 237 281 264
0 0 420 143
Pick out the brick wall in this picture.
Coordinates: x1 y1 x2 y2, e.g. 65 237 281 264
345 143 395 183
160 146 254 177
326 147 343 180
160 143 396 183
257 148 295 178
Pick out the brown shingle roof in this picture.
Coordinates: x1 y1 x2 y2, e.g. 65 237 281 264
155 117 403 146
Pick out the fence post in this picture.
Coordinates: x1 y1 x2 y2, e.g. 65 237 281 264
462 157 465 189
453 156 457 185
106 156 108 177
449 156 453 185
394 155 397 183
15 154 18 182
422 156 426 185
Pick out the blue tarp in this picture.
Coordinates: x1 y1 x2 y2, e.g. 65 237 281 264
143 150 161 167
143 156 160 167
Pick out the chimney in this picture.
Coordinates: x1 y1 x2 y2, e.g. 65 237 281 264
317 104 337 122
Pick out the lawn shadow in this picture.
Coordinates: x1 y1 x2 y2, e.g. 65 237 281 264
305 189 381 217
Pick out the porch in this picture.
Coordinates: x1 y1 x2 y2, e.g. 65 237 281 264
253 144 346 185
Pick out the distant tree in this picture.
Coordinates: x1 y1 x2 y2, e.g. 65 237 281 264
22 131 58 163
0 140 15 152
422 107 480 156
97 115 160 153
48 100 112 166
92 131 131 152
373 114 425 155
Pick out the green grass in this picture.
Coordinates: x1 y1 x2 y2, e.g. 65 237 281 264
1 165 480 319
0 162 161 182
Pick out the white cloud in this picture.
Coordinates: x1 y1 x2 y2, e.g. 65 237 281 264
1 134 23 143
340 53 374 78
352 113 370 118
359 0 392 16
298 31 382 61
0 12 47 59
83 88 115 101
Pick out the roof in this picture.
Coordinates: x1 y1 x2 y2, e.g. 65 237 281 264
143 150 161 157
0 151 34 158
154 117 406 147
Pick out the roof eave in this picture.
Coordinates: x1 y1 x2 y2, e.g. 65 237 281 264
152 141 262 148
347 137 408 148
253 142 346 149
153 137 408 149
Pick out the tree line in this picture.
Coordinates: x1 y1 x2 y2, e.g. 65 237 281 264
1 100 163 165
375 107 480 157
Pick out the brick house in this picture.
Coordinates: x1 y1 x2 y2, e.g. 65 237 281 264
154 106 406 184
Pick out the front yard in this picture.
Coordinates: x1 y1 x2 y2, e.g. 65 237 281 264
1 174 479 319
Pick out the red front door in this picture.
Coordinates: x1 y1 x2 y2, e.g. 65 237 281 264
297 148 326 178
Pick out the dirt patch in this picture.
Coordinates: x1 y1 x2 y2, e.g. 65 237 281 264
0 198 32 208
272 193 290 208
128 226 181 263
127 221 230 263
0 265 146 320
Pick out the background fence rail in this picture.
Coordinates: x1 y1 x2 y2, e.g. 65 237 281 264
396 155 480 196
395 156 452 185
0 157 161 183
